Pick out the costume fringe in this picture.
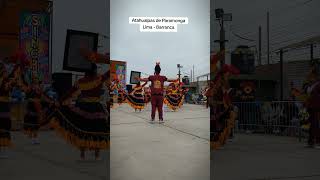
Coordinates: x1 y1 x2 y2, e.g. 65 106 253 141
0 137 12 147
68 105 106 119
164 96 184 110
126 99 144 110
211 111 236 150
49 118 110 150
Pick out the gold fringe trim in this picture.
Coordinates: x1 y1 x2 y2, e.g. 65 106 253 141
0 137 13 147
211 111 236 150
49 118 110 150
164 96 184 110
126 99 145 110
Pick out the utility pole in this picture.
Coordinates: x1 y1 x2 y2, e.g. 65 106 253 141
214 9 232 67
259 26 262 66
220 19 226 67
311 44 314 61
280 49 283 100
267 11 270 65
190 69 192 82
177 64 183 83
193 65 195 82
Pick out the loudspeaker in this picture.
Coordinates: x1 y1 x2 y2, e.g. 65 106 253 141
63 29 99 72
126 84 133 93
52 73 73 98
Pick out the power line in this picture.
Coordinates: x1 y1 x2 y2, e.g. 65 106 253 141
270 27 317 41
228 0 316 37
270 30 319 45
231 30 256 42
229 13 319 44
270 32 318 47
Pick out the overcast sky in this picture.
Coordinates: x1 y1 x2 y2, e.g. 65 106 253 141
212 0 320 64
51 0 319 76
111 0 210 81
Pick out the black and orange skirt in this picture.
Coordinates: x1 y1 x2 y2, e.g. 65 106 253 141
164 93 184 110
127 93 145 110
117 93 127 104
50 102 109 150
211 106 237 150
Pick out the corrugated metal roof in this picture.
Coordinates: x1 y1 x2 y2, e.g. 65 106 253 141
279 36 320 50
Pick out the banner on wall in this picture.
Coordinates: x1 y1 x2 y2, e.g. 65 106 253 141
116 64 126 87
110 60 126 88
19 11 50 84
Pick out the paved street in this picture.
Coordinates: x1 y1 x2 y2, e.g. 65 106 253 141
2 103 319 180
110 103 210 180
0 131 109 180
212 134 320 180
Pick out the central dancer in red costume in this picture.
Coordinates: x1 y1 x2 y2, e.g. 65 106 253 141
139 62 177 123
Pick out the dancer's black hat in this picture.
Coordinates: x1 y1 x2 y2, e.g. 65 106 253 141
154 62 161 74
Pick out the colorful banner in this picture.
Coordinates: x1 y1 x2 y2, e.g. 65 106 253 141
110 60 126 88
116 64 126 88
20 11 50 84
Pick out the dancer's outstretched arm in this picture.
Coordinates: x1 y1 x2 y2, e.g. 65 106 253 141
79 48 110 64
101 70 110 82
130 82 147 95
167 78 179 82
141 81 148 87
138 77 149 82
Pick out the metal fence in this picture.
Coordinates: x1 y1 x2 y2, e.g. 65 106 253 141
234 101 306 139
